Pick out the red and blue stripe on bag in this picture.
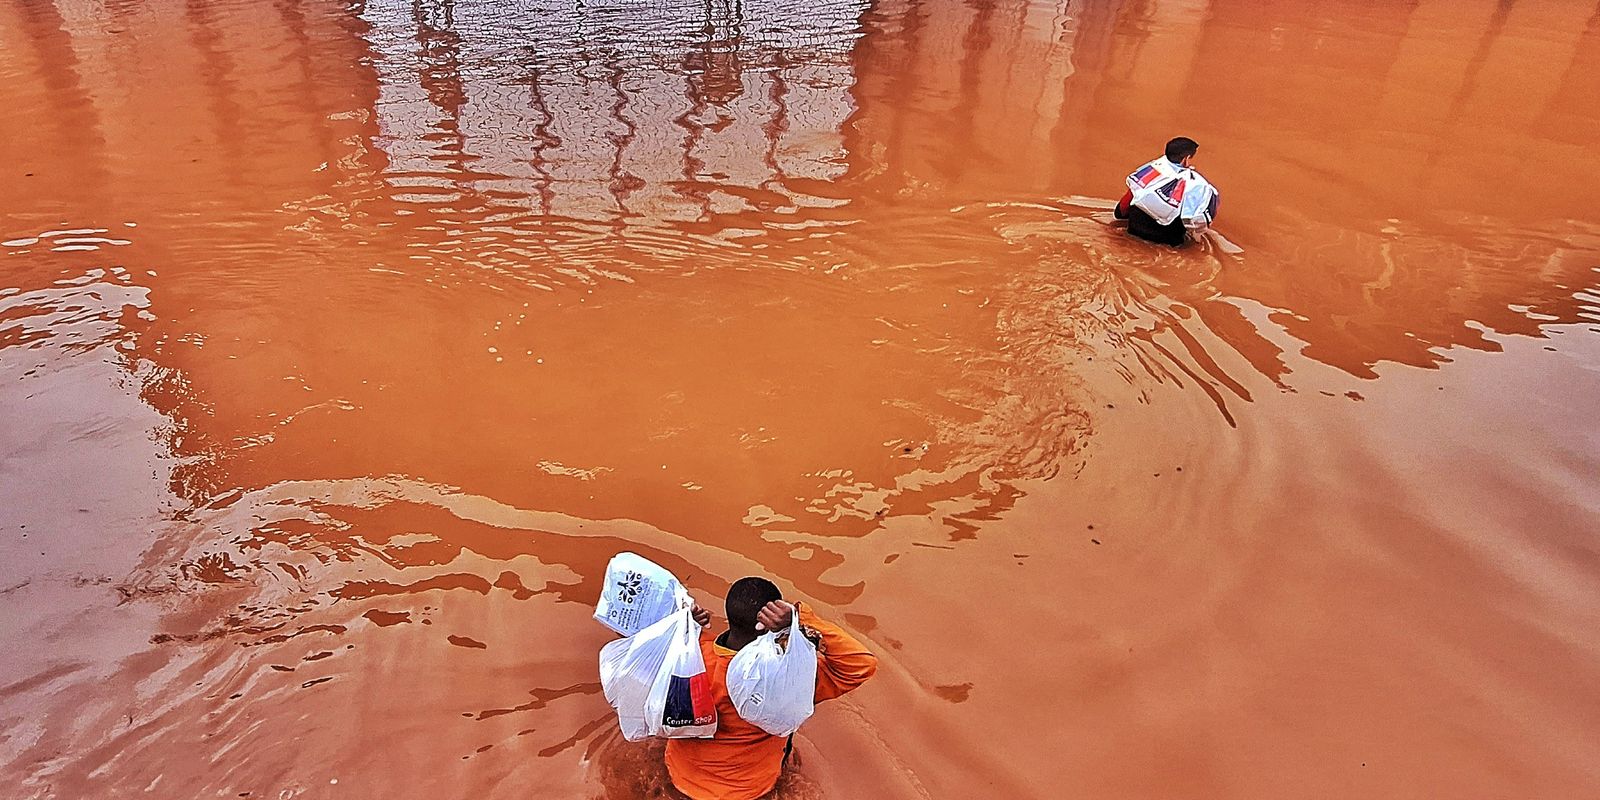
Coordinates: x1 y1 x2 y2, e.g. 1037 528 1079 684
1131 165 1162 187
1155 177 1186 206
662 673 716 727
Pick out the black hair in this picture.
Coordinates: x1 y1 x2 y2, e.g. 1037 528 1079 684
725 577 782 631
1165 136 1199 163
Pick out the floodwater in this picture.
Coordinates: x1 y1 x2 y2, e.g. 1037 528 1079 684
2 0 1598 797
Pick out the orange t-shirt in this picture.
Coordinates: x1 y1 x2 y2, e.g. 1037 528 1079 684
664 604 878 800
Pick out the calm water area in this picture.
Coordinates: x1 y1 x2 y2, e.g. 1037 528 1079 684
2 0 1599 797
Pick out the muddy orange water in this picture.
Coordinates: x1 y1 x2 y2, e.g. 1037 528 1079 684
3 0 1600 797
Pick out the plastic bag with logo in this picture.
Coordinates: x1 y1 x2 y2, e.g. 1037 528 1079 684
599 604 718 741
725 605 817 736
594 552 685 636
1125 157 1218 228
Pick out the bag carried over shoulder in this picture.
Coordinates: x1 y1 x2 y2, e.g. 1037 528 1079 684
1125 157 1219 228
594 551 685 636
725 606 817 736
595 554 717 741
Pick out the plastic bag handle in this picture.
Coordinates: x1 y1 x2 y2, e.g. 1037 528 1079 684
771 606 804 649
754 603 804 648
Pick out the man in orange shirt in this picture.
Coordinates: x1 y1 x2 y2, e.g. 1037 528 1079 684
670 578 878 799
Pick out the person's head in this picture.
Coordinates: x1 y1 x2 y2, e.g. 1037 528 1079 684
1165 136 1199 166
725 576 782 633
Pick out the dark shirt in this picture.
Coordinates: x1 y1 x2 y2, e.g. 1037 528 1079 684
1115 188 1188 247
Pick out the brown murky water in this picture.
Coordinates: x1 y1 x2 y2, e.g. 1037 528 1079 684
3 0 1599 797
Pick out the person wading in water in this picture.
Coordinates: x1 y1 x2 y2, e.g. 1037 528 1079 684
667 578 877 800
1115 136 1220 247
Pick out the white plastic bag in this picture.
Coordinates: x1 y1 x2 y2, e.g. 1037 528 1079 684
1177 174 1220 229
594 552 685 636
726 606 817 736
599 605 718 741
1125 157 1218 228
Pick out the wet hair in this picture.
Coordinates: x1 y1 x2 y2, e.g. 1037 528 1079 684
1165 136 1200 163
725 577 782 631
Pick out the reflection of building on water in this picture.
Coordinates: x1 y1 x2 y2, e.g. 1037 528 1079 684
845 0 1082 194
0 0 384 225
7 0 1597 387
362 0 867 224
11 0 1598 225
8 0 1600 404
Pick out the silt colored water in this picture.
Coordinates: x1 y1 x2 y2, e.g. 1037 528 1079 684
2 0 1599 797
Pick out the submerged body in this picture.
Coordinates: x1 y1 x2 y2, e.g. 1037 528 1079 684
1116 197 1189 246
